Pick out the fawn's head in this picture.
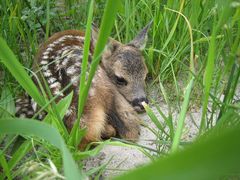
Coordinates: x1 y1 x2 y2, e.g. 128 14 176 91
92 22 152 112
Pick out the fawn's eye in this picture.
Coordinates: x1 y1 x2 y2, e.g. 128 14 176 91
115 75 128 86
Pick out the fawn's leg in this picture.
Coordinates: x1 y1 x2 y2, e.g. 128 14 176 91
78 104 107 149
101 123 116 139
110 91 141 141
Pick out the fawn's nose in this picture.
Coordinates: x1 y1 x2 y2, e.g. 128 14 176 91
131 97 149 113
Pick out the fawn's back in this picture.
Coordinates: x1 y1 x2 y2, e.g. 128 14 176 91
35 30 89 100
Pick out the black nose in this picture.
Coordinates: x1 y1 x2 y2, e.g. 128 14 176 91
132 97 149 110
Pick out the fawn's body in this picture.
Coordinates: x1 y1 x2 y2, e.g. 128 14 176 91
16 23 151 148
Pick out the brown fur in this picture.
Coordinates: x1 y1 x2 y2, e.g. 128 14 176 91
31 23 151 149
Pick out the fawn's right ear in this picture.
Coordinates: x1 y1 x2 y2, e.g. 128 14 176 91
128 20 152 50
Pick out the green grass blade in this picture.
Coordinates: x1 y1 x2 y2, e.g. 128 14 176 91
0 150 12 180
70 0 94 147
155 104 174 140
43 92 73 137
45 0 50 40
0 37 45 107
70 0 121 145
171 78 194 152
8 140 32 171
0 87 15 114
78 0 94 120
200 27 217 133
79 0 121 113
166 4 195 152
161 0 184 51
143 102 169 138
0 119 84 180
200 0 234 133
0 87 15 118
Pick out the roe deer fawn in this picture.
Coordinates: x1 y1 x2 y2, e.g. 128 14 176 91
16 22 152 148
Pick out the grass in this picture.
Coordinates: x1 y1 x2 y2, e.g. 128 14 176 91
0 0 240 179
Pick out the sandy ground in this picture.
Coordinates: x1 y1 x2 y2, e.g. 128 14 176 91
84 102 202 178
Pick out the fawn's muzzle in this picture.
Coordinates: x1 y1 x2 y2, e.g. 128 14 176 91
131 97 149 113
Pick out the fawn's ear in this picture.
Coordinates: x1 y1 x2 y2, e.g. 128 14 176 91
107 38 121 53
91 23 121 54
128 20 152 50
101 38 122 62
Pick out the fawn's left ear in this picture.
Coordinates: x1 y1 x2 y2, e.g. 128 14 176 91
128 20 153 50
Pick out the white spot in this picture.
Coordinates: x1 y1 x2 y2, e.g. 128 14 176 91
16 99 22 103
54 35 74 45
71 75 79 85
20 114 26 118
75 61 82 67
42 55 49 59
23 99 29 103
16 106 21 112
48 43 55 48
53 91 64 96
38 114 44 119
58 70 62 80
40 60 48 65
66 66 78 75
46 47 53 52
43 70 52 77
50 81 61 89
67 53 77 59
97 72 102 78
27 111 34 116
61 48 71 57
55 59 60 64
92 77 96 84
56 49 63 56
31 100 37 112
55 61 61 71
56 64 62 71
62 46 71 51
89 88 95 97
48 77 57 84
21 107 28 112
62 58 69 66
23 103 30 107
75 36 84 41
43 51 49 56
64 35 74 39
53 39 64 45
72 45 81 49
66 109 72 116
42 65 49 71
97 68 101 73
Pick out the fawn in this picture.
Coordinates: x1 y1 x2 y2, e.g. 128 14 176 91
16 22 151 148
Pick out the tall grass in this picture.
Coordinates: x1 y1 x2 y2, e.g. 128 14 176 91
0 0 240 179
